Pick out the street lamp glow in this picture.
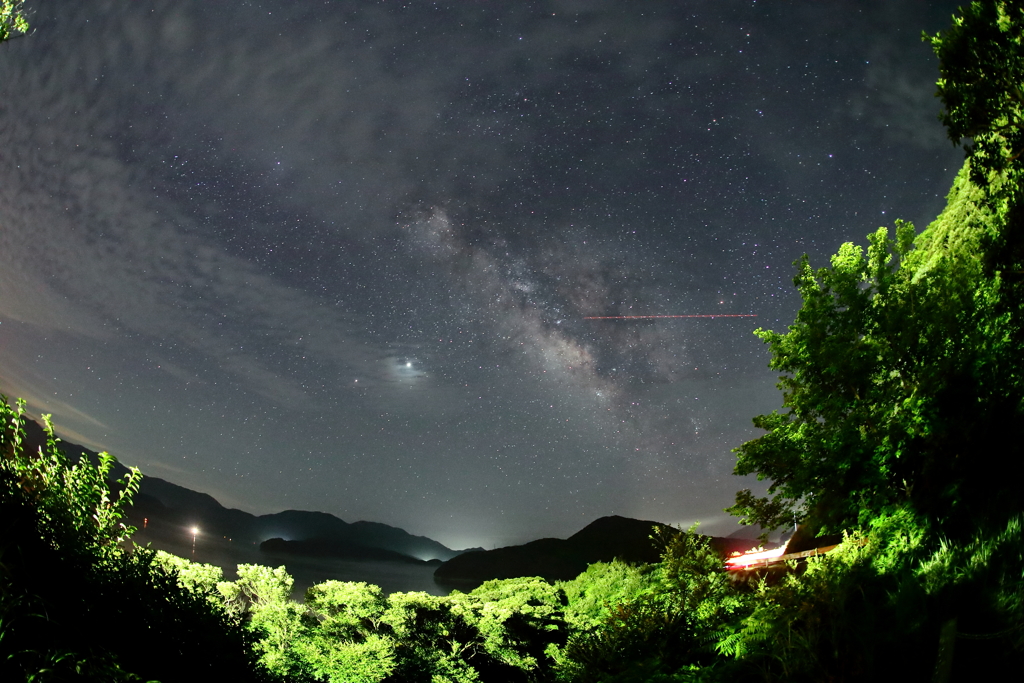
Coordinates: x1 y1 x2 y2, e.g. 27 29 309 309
191 526 199 557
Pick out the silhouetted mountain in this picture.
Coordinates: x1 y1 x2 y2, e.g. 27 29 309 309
15 415 462 562
127 486 460 561
434 516 665 583
434 515 766 584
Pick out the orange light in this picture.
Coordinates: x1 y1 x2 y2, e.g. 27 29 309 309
724 545 786 569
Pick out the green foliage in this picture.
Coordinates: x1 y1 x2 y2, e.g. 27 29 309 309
296 632 396 683
729 3 1024 540
730 166 1024 537
154 549 225 596
558 560 661 631
459 577 568 675
220 563 296 615
718 22 1024 650
0 396 271 681
915 513 1024 648
729 221 921 530
556 596 693 683
208 567 569 682
707 510 1024 681
927 1 1024 191
554 10 1024 678
0 0 28 42
381 590 485 682
296 581 395 683
218 564 306 677
655 526 751 650
3 400 141 556
304 580 389 637
550 514 1023 681
554 526 746 682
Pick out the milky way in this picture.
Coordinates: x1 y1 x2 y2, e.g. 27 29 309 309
0 0 963 547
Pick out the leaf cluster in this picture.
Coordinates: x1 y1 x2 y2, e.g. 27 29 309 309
187 566 571 682
0 0 28 42
730 162 1024 538
928 0 1024 191
0 396 271 682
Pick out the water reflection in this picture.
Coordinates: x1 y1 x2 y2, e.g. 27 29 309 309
134 528 455 597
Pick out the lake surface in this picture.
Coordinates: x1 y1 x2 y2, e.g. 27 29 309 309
134 530 460 597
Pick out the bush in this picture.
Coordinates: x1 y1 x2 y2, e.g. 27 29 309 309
0 397 272 682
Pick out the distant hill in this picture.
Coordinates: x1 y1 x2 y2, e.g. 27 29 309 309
434 515 765 584
16 415 763 588
128 477 461 561
16 415 461 562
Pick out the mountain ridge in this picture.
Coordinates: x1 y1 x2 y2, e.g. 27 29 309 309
433 515 765 585
15 415 463 562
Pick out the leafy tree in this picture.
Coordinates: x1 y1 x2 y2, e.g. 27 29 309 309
558 560 661 631
279 575 569 683
555 6 1024 680
707 5 1024 677
729 169 1024 538
927 0 1024 191
711 513 931 681
304 580 390 638
155 549 226 596
295 581 396 683
727 1 1024 542
382 590 485 682
219 564 307 677
0 396 271 681
457 577 568 677
0 0 28 43
556 526 747 682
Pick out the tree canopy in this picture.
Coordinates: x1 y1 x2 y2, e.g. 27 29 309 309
0 0 28 43
928 0 1024 189
729 2 1024 540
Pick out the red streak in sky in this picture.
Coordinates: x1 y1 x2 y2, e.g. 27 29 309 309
583 314 757 319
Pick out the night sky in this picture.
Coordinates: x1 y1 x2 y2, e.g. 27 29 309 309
0 0 964 549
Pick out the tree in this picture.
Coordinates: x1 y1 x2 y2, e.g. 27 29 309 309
0 397 271 681
727 2 1024 540
381 591 484 682
558 559 661 631
927 1 1024 190
730 171 1024 538
219 564 306 676
0 0 28 43
926 1 1024 280
294 581 396 683
154 549 226 596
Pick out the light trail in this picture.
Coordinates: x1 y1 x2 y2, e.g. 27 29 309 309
724 545 787 570
582 314 757 319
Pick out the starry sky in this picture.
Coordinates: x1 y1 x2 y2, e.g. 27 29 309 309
0 0 965 549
